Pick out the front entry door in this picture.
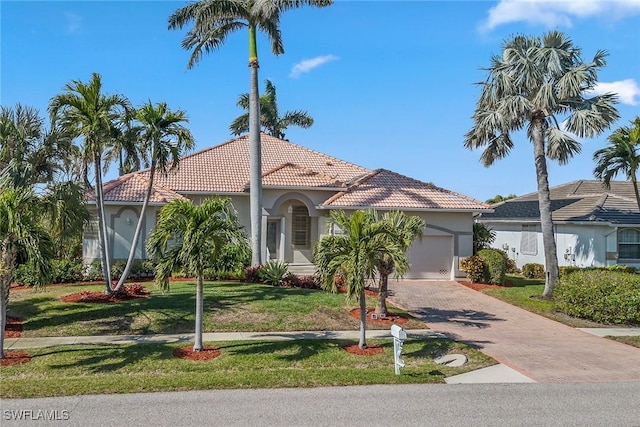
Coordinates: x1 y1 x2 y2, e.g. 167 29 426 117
266 219 280 260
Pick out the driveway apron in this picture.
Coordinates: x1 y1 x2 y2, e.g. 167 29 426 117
388 280 640 383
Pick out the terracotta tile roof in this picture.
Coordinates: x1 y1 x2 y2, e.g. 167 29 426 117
321 169 491 211
88 173 187 204
479 180 640 224
140 133 368 193
260 163 348 189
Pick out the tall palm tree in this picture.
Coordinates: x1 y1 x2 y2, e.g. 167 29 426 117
0 183 54 358
593 117 640 210
464 31 619 297
147 198 246 351
374 211 424 317
314 210 404 349
230 79 314 139
112 101 195 292
49 73 131 293
168 0 332 267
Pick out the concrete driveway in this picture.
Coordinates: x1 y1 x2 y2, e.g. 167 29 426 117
388 280 640 383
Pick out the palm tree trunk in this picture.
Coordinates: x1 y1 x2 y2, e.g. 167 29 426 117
248 24 263 267
194 275 204 351
0 245 15 359
532 116 559 298
375 273 389 317
358 289 367 349
94 153 113 293
113 163 156 292
632 174 640 212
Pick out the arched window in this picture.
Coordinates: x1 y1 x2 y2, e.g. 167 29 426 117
618 228 640 259
292 205 311 247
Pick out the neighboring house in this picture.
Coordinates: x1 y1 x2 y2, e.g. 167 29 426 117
477 180 640 269
85 133 490 279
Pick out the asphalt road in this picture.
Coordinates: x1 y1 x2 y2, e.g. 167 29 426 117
2 383 639 427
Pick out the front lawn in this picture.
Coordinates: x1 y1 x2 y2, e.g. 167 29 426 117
8 281 427 337
0 338 495 398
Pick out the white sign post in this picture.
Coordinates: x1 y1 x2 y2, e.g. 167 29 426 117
390 324 406 375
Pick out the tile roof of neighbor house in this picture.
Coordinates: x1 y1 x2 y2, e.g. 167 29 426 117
322 169 491 211
95 134 489 211
139 133 369 193
479 180 640 224
90 173 187 204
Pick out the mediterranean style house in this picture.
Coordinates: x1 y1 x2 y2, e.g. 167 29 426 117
84 133 490 279
477 180 640 269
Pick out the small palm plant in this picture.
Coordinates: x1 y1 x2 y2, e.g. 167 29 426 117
146 197 247 351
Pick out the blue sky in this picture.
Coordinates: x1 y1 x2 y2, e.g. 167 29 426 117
2 0 639 202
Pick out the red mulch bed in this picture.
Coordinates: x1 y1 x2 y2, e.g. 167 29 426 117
61 285 150 304
342 343 384 356
458 280 512 291
0 350 31 366
337 286 378 298
173 345 221 361
349 308 410 325
4 316 23 338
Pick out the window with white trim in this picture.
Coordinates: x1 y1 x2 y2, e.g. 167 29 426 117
520 224 538 255
618 228 640 259
292 206 311 247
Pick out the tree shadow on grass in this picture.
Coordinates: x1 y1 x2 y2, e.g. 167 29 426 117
44 344 172 373
216 339 338 362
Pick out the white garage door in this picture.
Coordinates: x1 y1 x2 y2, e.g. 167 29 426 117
405 236 453 279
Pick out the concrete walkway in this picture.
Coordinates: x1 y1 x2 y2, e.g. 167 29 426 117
388 280 640 383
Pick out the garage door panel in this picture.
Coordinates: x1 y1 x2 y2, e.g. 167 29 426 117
405 236 453 279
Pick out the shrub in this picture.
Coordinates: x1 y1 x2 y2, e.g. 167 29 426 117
559 266 582 277
606 264 637 274
459 256 485 283
141 260 156 277
14 262 41 286
83 260 104 281
244 265 263 283
494 249 518 273
281 273 321 289
477 249 506 285
522 263 545 279
258 260 289 286
110 260 127 280
50 259 84 284
555 270 640 325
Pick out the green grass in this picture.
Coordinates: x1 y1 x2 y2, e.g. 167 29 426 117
608 336 640 348
0 338 495 398
481 275 605 328
8 281 427 337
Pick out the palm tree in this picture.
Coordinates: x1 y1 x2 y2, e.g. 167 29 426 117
593 117 640 210
0 182 54 358
146 198 246 351
230 79 314 139
314 210 404 349
464 31 619 297
49 73 131 293
112 101 195 293
168 0 332 267
374 211 424 317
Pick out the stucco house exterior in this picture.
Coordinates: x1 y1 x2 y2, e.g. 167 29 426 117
84 133 490 279
477 180 640 269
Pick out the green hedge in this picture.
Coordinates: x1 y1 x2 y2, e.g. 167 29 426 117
522 263 545 279
477 249 506 285
555 270 640 325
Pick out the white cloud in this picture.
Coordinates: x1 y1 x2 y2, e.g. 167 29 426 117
289 55 339 78
590 79 640 105
480 0 640 31
64 12 83 34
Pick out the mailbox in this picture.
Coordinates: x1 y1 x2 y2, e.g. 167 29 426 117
390 324 406 340
390 324 406 375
